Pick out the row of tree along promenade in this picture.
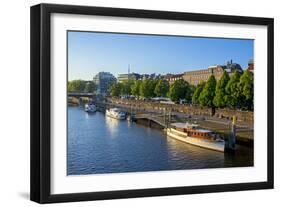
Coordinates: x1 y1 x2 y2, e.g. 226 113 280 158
109 70 253 111
68 69 253 112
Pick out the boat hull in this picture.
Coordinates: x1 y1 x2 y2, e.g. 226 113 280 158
85 104 96 113
85 109 96 113
167 128 225 152
106 110 126 120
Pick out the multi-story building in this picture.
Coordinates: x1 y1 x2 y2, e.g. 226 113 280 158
141 74 150 80
224 60 243 74
139 73 162 80
183 60 243 86
117 73 141 82
163 73 184 85
93 72 116 95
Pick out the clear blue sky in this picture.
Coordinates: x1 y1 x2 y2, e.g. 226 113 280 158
68 31 253 81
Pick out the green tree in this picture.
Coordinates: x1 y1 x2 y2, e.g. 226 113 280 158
168 79 191 103
154 79 169 97
213 71 230 108
199 75 216 107
192 81 205 105
239 69 254 110
189 85 196 97
110 83 123 97
84 81 96 93
140 79 157 98
67 80 86 92
131 80 142 98
225 71 241 108
184 82 193 102
121 79 134 96
140 79 150 98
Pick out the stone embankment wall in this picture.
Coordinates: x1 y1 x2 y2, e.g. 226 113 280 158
107 98 254 124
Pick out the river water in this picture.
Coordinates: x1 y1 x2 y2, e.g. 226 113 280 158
67 106 253 175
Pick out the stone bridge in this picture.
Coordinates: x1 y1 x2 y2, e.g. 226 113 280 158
68 92 94 98
68 92 94 106
133 113 172 128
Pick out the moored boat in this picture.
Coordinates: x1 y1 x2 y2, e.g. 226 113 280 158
167 122 225 152
106 108 126 120
84 103 97 113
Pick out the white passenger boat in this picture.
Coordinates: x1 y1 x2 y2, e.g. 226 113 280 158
84 103 97 113
106 108 126 120
167 122 225 152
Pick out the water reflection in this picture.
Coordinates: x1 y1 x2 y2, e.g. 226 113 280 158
105 116 120 137
67 106 253 175
166 136 225 169
84 111 96 119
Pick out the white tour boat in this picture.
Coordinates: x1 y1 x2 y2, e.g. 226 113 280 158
84 103 97 113
106 108 126 120
167 122 225 152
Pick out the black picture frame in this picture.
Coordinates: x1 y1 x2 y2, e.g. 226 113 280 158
30 3 274 204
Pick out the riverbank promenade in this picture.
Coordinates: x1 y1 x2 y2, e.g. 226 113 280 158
89 97 254 146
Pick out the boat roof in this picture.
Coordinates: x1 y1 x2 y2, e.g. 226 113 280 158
171 122 198 128
171 122 212 133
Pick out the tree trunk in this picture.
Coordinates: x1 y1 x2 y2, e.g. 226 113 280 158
211 107 216 116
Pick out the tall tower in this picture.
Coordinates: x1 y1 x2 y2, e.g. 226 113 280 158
128 64 131 75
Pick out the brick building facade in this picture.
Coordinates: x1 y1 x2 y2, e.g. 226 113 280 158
183 60 244 86
183 66 225 86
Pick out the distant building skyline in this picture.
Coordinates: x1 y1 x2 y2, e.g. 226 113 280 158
68 31 254 81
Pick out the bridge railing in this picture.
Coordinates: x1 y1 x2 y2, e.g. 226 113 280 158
68 92 94 96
